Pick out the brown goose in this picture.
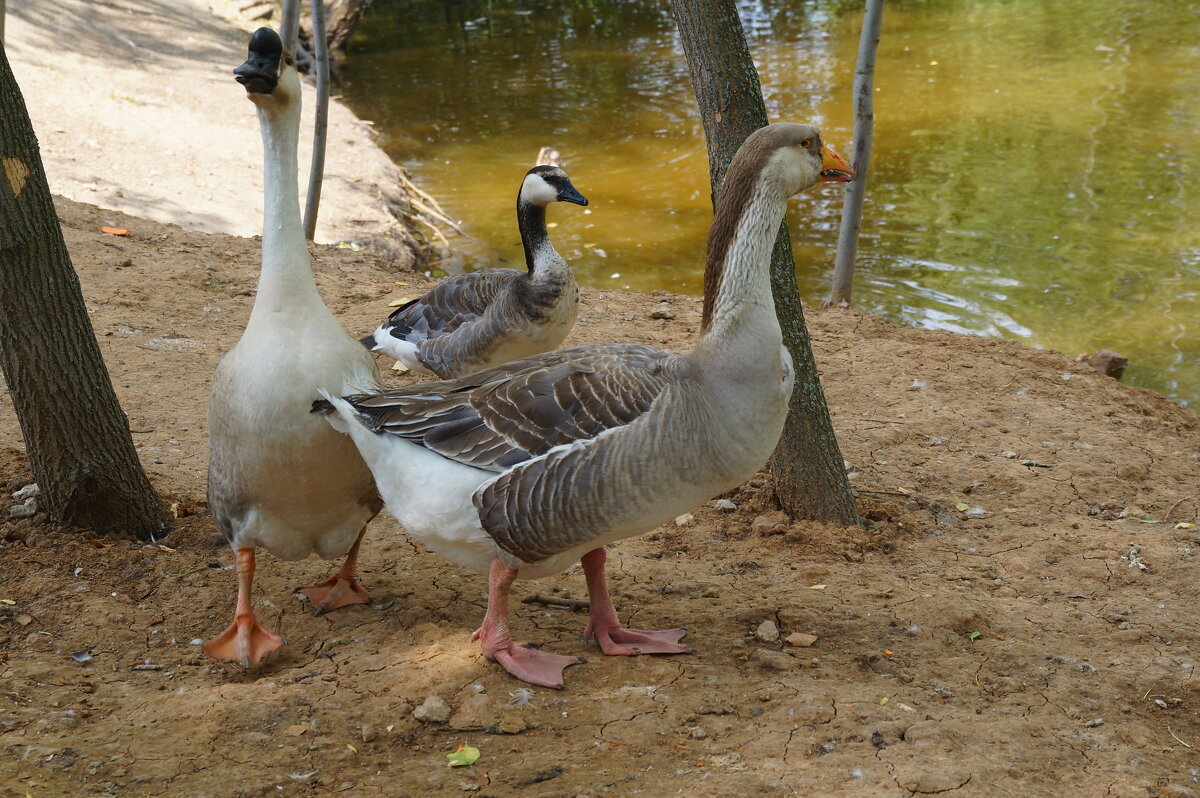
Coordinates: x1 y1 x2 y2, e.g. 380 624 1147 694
360 165 588 378
203 27 383 667
316 123 854 687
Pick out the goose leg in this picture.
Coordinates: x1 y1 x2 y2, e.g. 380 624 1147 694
472 557 586 689
294 525 371 615
581 547 691 656
202 548 284 667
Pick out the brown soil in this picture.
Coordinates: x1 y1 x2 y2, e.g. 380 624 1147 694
6 0 440 266
1 197 1199 798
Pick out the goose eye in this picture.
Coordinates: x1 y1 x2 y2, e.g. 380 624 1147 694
800 139 812 148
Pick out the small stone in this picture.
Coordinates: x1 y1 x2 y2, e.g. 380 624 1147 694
1084 718 1104 728
649 301 675 320
785 632 818 648
751 511 789 534
498 717 527 734
11 483 39 501
674 513 695 527
9 500 37 519
755 620 779 642
713 499 737 512
689 726 707 739
1000 451 1017 459
413 695 452 723
360 724 377 742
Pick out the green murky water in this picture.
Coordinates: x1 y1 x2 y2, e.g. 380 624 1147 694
340 0 1200 406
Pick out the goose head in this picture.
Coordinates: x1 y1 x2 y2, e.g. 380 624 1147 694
741 123 855 200
520 165 589 208
234 27 300 109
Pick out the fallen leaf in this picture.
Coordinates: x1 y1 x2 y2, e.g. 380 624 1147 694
1174 523 1194 530
968 631 982 641
346 743 357 753
808 584 827 590
147 616 165 626
284 724 309 737
955 501 970 512
100 226 129 236
447 744 480 767
391 361 409 372
0 599 15 605
16 614 33 626
879 697 890 705
158 544 177 552
386 297 411 307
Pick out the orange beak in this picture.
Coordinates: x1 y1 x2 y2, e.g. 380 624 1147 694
818 144 855 182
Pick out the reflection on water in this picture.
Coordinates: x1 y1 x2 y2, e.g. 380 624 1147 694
341 0 1200 405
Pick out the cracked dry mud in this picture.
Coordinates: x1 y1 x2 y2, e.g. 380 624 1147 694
1 199 1199 797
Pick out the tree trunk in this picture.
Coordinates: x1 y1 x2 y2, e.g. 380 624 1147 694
298 0 374 72
303 0 330 240
669 0 861 525
0 44 164 537
280 0 301 54
829 0 884 306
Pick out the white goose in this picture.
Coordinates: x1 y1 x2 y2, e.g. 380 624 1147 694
360 165 588 378
203 27 382 667
317 123 854 687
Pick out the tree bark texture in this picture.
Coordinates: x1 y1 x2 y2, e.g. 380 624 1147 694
669 0 861 525
830 0 883 306
298 0 373 72
0 44 164 537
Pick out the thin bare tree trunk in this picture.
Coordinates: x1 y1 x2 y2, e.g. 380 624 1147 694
280 0 301 53
668 0 861 526
0 0 7 45
0 44 164 537
302 0 329 240
829 0 883 307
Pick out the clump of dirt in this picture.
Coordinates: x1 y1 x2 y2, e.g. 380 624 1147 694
1 198 1198 797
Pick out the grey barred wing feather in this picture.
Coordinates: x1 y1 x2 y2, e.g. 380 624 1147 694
341 343 680 473
473 377 693 563
382 270 520 372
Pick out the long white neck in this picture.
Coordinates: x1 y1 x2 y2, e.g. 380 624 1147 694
692 182 787 364
246 98 329 328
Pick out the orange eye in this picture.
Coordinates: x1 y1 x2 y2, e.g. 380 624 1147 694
800 139 812 148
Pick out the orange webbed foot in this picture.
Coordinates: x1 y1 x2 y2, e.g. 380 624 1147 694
202 613 284 667
294 575 371 615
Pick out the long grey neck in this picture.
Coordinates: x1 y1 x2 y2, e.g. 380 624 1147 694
246 102 328 328
692 182 787 364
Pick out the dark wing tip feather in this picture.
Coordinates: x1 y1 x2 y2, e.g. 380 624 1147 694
311 398 333 414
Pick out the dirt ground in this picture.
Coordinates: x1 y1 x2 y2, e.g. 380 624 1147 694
0 197 1198 798
5 0 438 265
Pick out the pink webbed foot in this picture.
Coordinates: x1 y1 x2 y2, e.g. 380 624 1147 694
294 575 371 615
584 621 692 656
202 613 284 667
473 628 586 689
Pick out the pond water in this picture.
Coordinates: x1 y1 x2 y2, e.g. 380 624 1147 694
340 0 1200 406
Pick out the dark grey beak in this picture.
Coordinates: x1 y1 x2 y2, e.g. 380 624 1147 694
235 27 283 95
558 181 588 207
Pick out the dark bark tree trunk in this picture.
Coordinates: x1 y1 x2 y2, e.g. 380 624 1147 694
298 0 373 73
668 0 862 526
0 44 164 538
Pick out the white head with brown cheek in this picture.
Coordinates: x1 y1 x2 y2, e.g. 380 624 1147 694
234 27 300 113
